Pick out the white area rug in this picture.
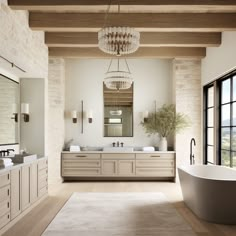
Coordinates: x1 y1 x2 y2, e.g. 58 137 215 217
43 192 196 236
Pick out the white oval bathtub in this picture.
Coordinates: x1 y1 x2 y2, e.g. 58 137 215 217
178 165 236 224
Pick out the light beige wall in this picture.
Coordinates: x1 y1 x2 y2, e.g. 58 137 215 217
173 59 202 166
48 58 65 184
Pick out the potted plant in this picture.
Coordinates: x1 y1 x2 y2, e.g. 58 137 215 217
141 104 190 151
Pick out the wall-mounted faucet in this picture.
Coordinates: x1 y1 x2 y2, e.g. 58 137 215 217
190 138 196 165
0 149 14 157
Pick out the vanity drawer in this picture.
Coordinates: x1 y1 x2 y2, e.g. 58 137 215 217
38 168 48 179
136 168 175 177
38 159 48 170
62 160 101 168
38 186 48 198
62 153 101 160
38 176 47 190
0 185 10 203
62 168 101 177
0 199 10 217
136 153 174 159
136 159 174 168
102 153 135 160
0 171 10 188
0 212 10 230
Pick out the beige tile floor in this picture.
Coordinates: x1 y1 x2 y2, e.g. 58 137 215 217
3 181 236 236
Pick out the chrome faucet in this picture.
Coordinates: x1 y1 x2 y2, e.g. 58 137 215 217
117 141 120 147
190 138 196 165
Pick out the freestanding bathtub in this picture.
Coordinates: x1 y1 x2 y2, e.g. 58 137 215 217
178 165 236 224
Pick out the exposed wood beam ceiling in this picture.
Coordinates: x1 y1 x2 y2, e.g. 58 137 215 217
45 32 221 47
8 0 236 13
8 0 236 58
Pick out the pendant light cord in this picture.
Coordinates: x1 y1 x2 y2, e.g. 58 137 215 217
103 0 112 28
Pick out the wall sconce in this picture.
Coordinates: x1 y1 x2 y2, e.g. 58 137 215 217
11 104 18 122
21 103 29 122
87 110 93 123
143 110 149 123
71 110 77 123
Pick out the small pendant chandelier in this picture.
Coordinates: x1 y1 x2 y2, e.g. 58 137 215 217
104 58 133 90
98 1 140 56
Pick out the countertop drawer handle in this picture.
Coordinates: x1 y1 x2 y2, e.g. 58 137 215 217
150 155 160 157
75 155 87 158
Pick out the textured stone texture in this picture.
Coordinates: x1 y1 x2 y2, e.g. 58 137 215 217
48 58 65 184
173 59 202 166
0 2 48 78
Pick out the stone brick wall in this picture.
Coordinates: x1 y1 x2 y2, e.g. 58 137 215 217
48 58 65 184
173 59 202 167
0 1 48 78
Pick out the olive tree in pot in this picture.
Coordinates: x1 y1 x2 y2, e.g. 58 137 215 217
141 104 190 151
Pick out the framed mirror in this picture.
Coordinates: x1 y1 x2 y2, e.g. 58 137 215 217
103 83 133 137
0 74 19 145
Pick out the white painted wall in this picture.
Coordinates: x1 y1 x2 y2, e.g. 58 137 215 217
65 59 173 148
202 32 236 85
20 78 45 156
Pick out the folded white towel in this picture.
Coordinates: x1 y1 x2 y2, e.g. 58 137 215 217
70 145 80 152
142 146 155 152
0 158 13 164
0 162 13 167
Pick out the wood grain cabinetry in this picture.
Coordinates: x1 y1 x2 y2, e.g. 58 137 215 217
10 167 21 220
0 157 48 234
0 171 10 229
61 152 175 180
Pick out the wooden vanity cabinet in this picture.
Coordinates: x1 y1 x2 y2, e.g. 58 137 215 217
0 171 10 229
61 152 175 181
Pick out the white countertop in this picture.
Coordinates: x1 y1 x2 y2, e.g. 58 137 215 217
0 156 47 174
61 151 176 154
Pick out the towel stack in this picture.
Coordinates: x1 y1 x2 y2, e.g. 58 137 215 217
142 146 155 152
0 158 13 167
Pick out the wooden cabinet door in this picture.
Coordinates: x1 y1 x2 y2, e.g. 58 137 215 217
30 162 38 204
10 168 21 220
21 165 30 211
102 160 117 176
118 160 135 176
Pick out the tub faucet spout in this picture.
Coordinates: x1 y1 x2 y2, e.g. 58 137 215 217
190 138 196 165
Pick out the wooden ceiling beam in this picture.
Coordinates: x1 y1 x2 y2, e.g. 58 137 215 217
45 32 221 47
8 0 236 13
30 13 236 32
49 47 206 58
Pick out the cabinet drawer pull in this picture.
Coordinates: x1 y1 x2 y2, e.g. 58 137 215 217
8 202 10 208
75 155 87 158
150 155 160 157
8 173 10 180
8 188 10 196
8 214 10 219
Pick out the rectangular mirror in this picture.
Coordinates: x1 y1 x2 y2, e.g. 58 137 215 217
0 74 19 145
103 83 133 137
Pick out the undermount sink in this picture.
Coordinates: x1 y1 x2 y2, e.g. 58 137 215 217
103 147 134 152
11 154 37 163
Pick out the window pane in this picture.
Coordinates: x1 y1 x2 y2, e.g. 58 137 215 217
221 150 230 167
207 128 214 145
221 128 230 150
207 146 214 163
233 102 236 126
233 76 236 101
232 127 236 151
208 86 214 107
207 108 214 127
222 79 231 104
221 104 230 126
233 152 236 168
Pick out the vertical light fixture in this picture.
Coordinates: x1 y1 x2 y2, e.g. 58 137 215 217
71 110 77 123
143 111 149 123
21 103 29 122
11 103 18 122
87 110 93 123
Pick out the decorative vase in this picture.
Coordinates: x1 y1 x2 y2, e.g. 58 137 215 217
159 137 167 151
